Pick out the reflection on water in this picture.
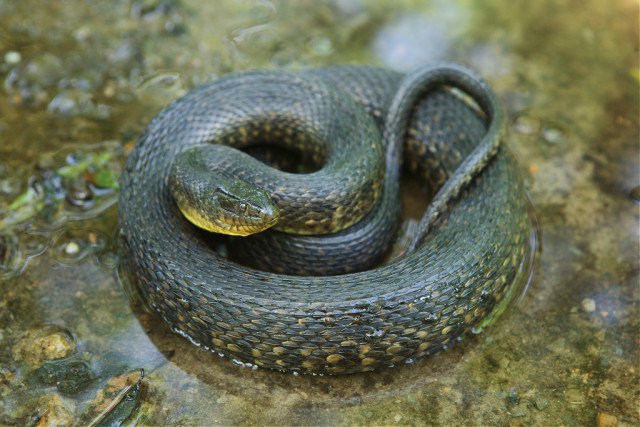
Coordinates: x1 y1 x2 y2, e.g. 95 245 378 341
0 0 638 425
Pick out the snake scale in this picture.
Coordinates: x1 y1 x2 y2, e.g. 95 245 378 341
119 64 534 374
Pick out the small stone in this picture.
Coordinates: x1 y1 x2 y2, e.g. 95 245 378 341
28 394 76 427
394 414 402 422
534 396 549 411
507 388 520 405
596 412 618 427
4 51 21 64
64 241 80 255
307 36 334 56
12 327 76 367
581 298 596 313
79 370 143 426
36 358 95 395
510 402 531 421
513 114 540 135
541 125 565 144
47 92 78 116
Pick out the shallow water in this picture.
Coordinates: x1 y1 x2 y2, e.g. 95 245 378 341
0 0 638 425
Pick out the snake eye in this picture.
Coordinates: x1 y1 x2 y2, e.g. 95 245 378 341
239 202 248 213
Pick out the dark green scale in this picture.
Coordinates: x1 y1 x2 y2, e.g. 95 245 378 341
119 64 534 374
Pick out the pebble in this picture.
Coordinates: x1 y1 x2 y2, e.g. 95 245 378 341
28 394 76 427
581 298 596 313
512 114 541 135
64 241 80 255
596 411 618 427
12 326 76 367
507 388 520 405
4 51 21 64
47 89 112 120
79 369 144 425
534 396 549 411
541 125 565 144
510 402 530 421
394 414 402 422
36 357 95 395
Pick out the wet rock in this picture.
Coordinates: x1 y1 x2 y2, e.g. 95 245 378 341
534 396 549 411
80 369 144 426
35 357 96 395
596 411 618 427
23 394 76 427
0 365 17 400
0 365 16 386
12 326 76 367
47 90 112 120
510 402 531 422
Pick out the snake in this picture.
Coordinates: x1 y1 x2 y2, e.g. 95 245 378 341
118 64 534 374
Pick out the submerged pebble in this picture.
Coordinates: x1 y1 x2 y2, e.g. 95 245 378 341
55 230 106 265
4 51 21 65
21 394 76 427
79 369 144 426
541 124 566 144
513 114 541 135
35 357 96 395
47 90 112 120
12 326 76 367
596 412 618 427
534 396 549 411
581 298 596 313
64 241 80 256
510 402 531 421
507 388 520 405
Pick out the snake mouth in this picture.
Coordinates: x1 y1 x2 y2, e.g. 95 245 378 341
215 203 279 236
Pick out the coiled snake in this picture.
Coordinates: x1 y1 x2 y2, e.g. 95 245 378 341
119 64 534 374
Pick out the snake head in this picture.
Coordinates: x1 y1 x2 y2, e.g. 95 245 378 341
169 147 279 236
211 178 279 236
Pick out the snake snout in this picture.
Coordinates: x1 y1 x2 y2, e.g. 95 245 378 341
214 181 280 236
239 189 279 233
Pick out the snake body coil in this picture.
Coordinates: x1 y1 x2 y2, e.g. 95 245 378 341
119 65 534 374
